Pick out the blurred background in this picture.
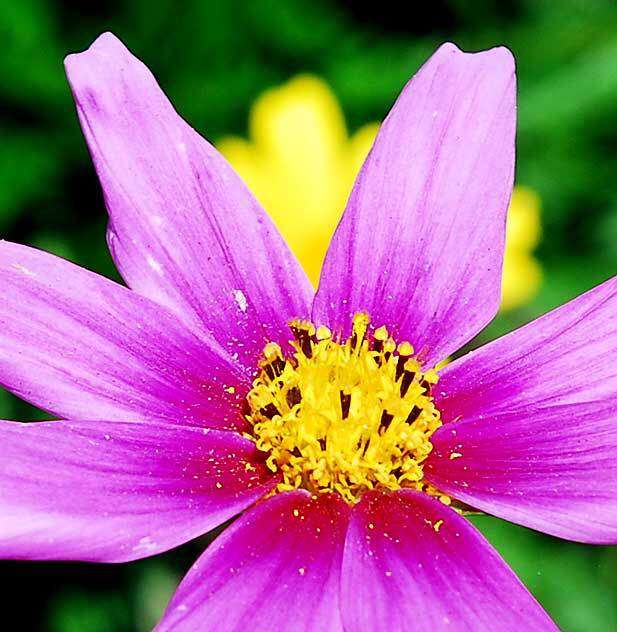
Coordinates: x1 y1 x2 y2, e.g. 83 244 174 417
2 0 617 629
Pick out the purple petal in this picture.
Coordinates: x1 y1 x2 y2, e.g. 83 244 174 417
313 43 516 367
0 241 247 429
157 491 349 631
426 401 617 544
341 490 557 631
0 420 275 562
64 32 312 366
436 275 617 422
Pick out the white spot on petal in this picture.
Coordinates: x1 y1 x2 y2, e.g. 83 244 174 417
132 535 157 553
233 289 248 313
11 263 35 276
147 254 163 274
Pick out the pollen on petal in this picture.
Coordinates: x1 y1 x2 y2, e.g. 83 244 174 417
233 289 248 313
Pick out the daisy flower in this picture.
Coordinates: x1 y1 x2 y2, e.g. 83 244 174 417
1 33 615 631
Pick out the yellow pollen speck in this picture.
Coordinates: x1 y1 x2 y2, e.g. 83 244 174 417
244 313 449 505
215 482 222 489
433 519 444 532
298 567 306 575
293 509 300 517
368 523 375 530
225 386 236 394
449 452 462 460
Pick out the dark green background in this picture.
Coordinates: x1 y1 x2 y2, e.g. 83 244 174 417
1 1 617 629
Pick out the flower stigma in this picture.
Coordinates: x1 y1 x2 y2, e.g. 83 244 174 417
245 313 450 505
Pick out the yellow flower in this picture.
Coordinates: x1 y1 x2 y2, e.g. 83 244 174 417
218 75 541 310
500 187 543 310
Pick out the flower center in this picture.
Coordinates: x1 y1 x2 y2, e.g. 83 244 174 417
245 313 447 505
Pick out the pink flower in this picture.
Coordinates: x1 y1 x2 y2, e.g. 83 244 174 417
1 33 615 631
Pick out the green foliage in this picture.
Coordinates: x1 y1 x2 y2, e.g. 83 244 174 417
472 516 617 632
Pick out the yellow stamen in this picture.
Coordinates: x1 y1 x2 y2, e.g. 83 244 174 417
246 313 447 505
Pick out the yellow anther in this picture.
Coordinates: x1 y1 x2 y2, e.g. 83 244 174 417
263 342 282 360
316 325 332 340
245 313 447 505
374 325 389 341
383 338 396 354
290 319 316 337
423 369 438 384
352 312 369 338
397 341 414 356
